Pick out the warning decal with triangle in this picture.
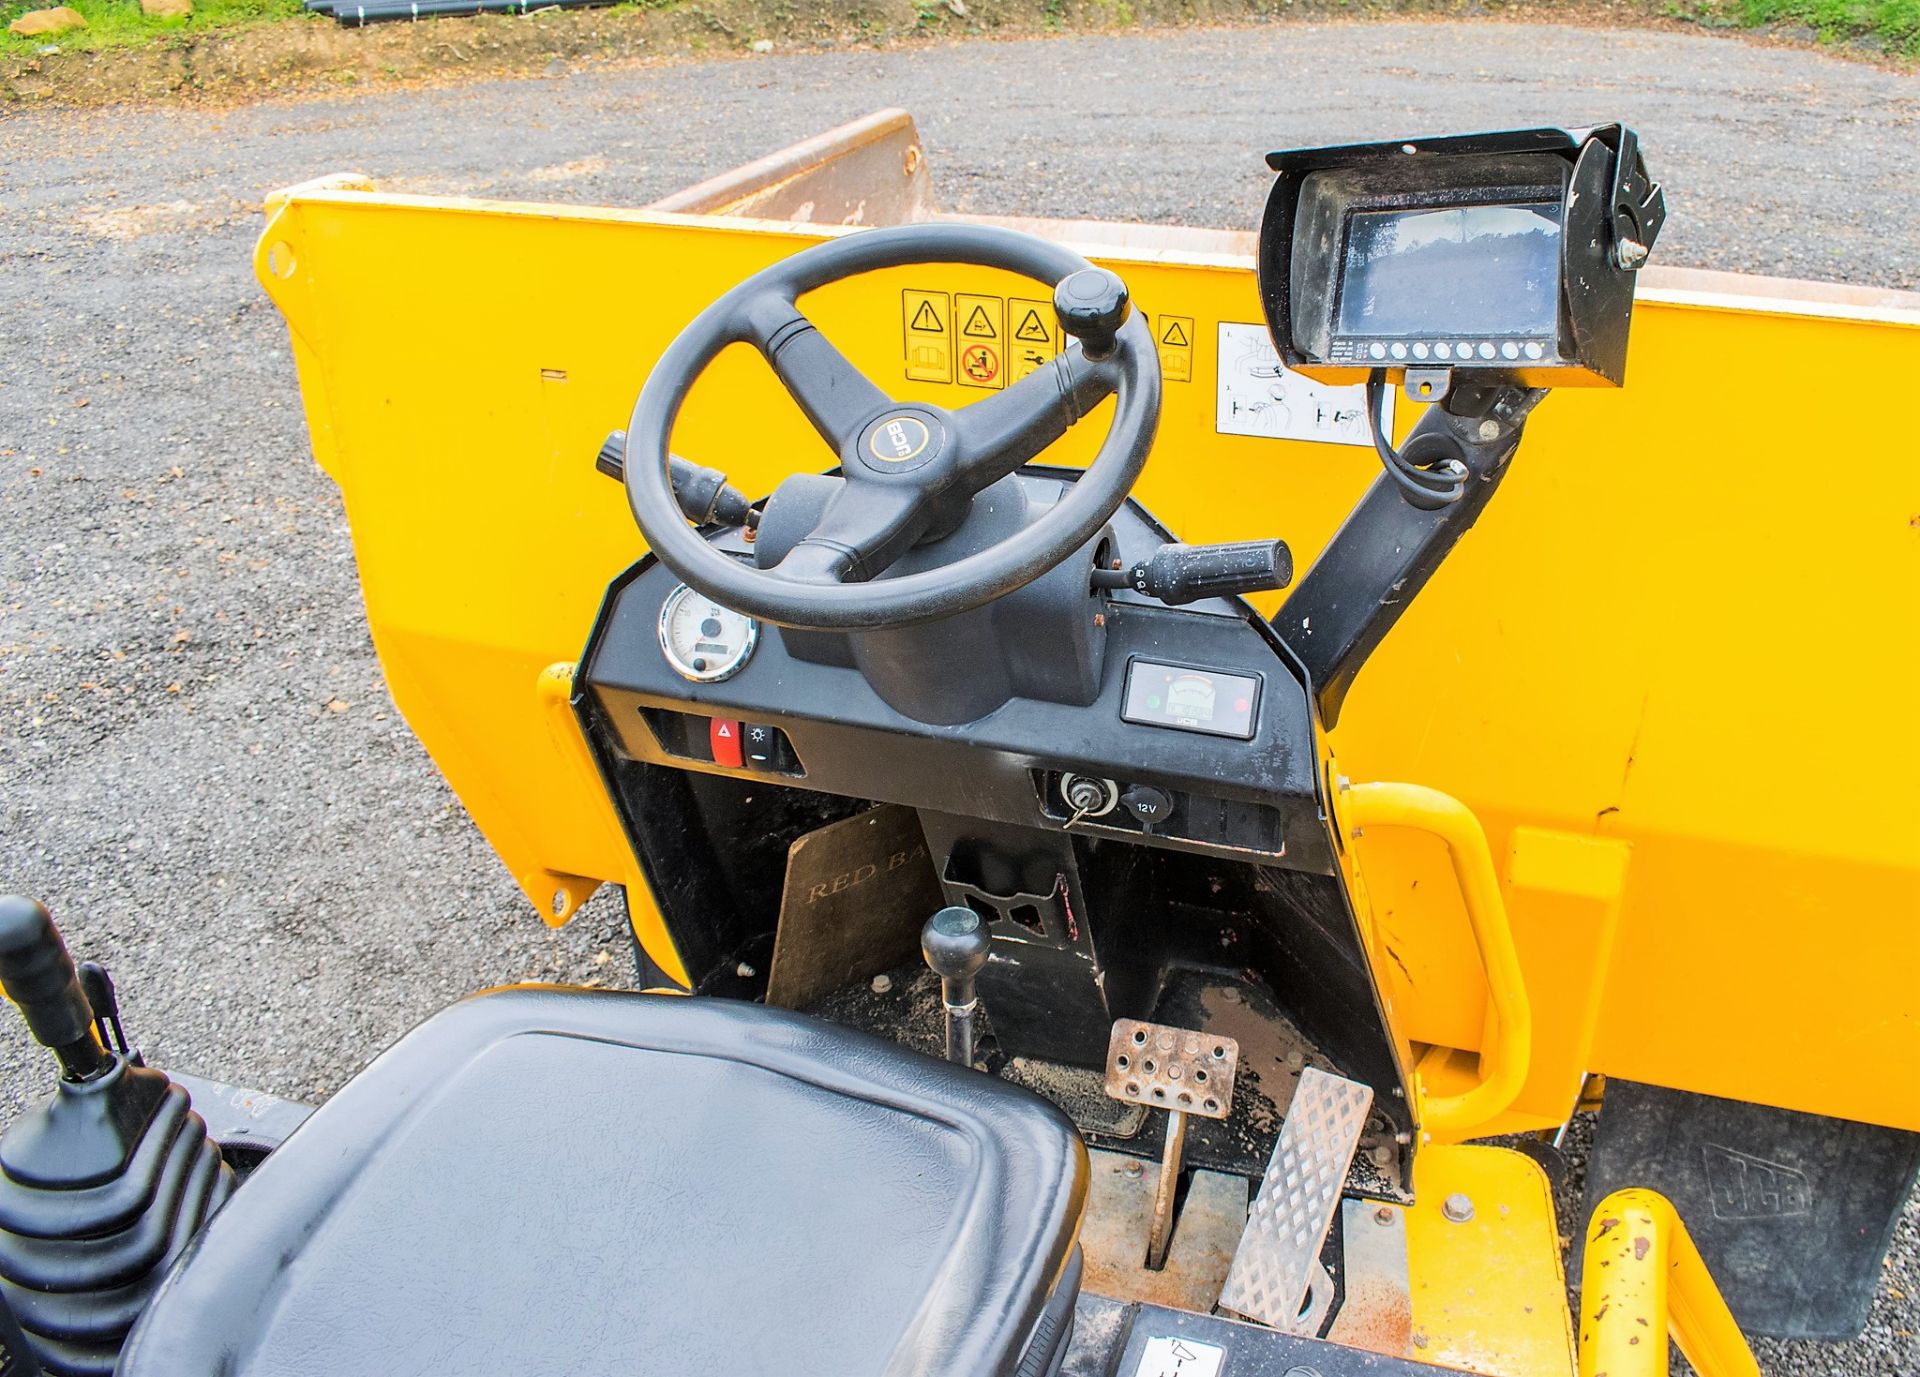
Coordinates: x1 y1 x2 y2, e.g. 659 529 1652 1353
1014 309 1052 344
911 300 944 333
1159 319 1190 348
962 304 998 339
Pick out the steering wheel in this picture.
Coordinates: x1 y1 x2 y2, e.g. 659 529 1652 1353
624 223 1160 631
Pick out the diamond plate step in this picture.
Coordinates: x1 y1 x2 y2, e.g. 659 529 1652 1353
1217 1066 1373 1331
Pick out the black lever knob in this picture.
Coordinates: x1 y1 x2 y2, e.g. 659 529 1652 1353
1054 269 1132 362
0 897 109 1082
921 906 991 1068
1094 539 1294 606
595 432 755 529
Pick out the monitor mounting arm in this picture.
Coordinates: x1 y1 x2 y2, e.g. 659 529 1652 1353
1274 382 1543 729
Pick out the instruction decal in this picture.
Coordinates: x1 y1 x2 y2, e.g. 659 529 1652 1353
1132 1335 1225 1377
1155 315 1194 383
1008 297 1058 383
1216 321 1386 447
955 293 1005 389
902 290 952 383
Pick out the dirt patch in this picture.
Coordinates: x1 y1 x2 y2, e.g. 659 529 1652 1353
3 0 1908 108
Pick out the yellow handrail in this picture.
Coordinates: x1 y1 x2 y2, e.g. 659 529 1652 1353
1345 782 1531 1140
1579 1189 1761 1377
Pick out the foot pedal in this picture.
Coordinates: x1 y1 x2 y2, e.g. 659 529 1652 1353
1218 1065 1372 1331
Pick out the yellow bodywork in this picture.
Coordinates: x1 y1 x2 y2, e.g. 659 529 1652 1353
252 149 1920 1162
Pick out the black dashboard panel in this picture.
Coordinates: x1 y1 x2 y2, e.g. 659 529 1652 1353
578 496 1333 877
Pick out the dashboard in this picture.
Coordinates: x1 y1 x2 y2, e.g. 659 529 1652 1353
577 482 1336 877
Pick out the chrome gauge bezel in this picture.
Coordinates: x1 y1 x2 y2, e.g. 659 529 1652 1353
656 583 759 683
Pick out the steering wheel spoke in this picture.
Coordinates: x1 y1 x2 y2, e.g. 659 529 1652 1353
951 348 1119 490
774 480 931 586
745 296 893 455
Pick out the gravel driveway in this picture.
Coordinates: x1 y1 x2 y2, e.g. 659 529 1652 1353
1 19 1915 1373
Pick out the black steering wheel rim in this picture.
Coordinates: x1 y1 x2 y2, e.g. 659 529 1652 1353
624 222 1159 631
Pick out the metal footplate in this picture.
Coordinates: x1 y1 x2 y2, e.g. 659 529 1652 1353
1218 1066 1374 1331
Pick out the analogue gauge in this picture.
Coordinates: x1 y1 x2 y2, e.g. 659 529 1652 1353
657 584 759 683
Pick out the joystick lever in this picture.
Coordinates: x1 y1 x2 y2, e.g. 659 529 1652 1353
0 896 109 1082
921 906 991 1069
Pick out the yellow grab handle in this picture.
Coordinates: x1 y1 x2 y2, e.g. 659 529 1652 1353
1345 782 1531 1141
1579 1189 1760 1377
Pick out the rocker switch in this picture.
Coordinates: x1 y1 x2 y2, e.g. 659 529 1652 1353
742 723 792 773
708 718 744 769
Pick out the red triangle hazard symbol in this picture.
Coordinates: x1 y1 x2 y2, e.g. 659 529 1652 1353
962 304 997 339
1014 309 1051 344
715 722 735 739
1160 319 1191 348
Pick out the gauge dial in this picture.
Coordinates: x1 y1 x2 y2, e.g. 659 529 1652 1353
657 584 758 683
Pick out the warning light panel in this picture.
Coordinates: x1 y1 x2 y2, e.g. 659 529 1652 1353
1120 659 1261 740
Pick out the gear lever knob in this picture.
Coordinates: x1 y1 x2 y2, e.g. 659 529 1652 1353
921 907 991 1068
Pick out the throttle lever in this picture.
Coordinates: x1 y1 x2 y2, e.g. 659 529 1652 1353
1094 539 1294 606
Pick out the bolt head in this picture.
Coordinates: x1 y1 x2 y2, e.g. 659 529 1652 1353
1442 1192 1475 1223
870 973 893 994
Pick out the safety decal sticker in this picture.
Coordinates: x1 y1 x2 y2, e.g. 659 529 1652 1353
902 289 952 383
1132 1335 1225 1377
1155 315 1194 383
1216 321 1387 447
1008 297 1058 383
955 293 1005 389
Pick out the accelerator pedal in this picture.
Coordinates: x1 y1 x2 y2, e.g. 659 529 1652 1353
1218 1066 1373 1332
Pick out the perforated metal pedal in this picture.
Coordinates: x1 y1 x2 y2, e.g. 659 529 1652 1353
1218 1066 1373 1331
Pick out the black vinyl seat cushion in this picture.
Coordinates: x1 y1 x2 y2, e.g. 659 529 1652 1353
118 988 1088 1377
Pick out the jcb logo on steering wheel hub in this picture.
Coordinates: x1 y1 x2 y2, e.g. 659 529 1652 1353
865 414 933 466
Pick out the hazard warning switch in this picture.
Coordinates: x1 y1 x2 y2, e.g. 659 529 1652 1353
709 718 744 768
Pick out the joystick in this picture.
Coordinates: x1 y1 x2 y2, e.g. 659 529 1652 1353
920 907 991 1069
0 898 232 1376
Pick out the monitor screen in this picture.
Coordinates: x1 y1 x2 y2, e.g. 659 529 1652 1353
1335 201 1563 340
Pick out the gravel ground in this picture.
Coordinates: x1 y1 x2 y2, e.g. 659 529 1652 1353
1 20 1915 1373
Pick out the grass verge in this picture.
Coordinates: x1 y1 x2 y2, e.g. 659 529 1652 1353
1698 0 1919 52
3 0 304 57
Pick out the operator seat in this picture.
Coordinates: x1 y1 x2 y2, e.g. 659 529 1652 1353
117 989 1088 1377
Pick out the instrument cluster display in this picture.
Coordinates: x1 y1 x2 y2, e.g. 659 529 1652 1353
658 584 758 683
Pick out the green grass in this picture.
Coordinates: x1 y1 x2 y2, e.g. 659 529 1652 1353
1684 0 1920 51
1 0 305 57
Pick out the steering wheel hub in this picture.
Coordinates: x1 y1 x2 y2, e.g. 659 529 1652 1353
856 408 945 475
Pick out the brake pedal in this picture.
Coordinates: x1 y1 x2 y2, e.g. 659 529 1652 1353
1218 1066 1373 1331
1103 1018 1242 1272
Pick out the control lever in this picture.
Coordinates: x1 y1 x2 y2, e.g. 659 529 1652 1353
594 430 756 529
0 896 110 1082
920 907 991 1069
1093 539 1293 606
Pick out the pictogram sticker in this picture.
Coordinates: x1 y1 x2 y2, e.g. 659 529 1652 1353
1156 315 1195 383
1216 321 1383 446
902 289 952 383
954 294 1005 389
1008 297 1058 383
961 344 1001 385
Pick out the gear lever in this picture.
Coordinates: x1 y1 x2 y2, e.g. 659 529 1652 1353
920 906 990 1068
